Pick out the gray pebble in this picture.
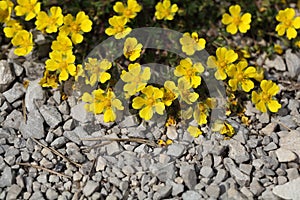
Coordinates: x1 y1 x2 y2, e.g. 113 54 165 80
250 179 265 196
25 80 46 112
70 102 93 123
29 191 44 200
239 164 253 175
66 143 85 163
180 165 197 189
2 110 23 130
3 82 25 103
225 139 250 163
224 157 250 186
153 185 172 200
39 105 62 128
0 60 15 93
166 143 185 158
200 166 214 178
63 119 76 131
286 168 299 181
273 177 300 199
263 142 277 151
46 188 58 200
214 168 227 184
0 165 13 187
205 184 220 198
19 109 44 139
57 101 70 115
6 184 22 200
182 190 202 200
150 163 176 182
275 148 297 162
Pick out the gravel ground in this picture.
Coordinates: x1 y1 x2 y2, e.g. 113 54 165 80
0 49 300 200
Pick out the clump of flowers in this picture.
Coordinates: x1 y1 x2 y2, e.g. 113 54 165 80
3 19 23 38
82 89 124 122
179 32 206 55
193 98 216 126
0 0 13 23
212 121 235 137
252 80 281 113
84 58 112 86
160 81 179 106
187 126 202 138
275 8 300 40
155 0 178 20
222 4 252 34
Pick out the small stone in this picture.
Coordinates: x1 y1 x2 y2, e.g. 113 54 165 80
273 177 300 199
205 184 220 198
39 105 62 128
214 169 227 184
279 115 297 130
257 112 270 124
240 186 254 199
276 148 297 162
11 62 23 77
278 176 288 185
153 185 172 200
2 110 23 130
29 191 44 200
171 183 184 196
200 166 214 178
0 166 13 187
19 110 44 139
3 82 25 103
96 157 107 171
83 180 99 197
46 188 58 200
0 60 15 93
261 122 278 136
70 102 93 123
6 184 22 200
63 126 89 145
286 168 299 181
23 61 45 80
263 142 278 151
166 143 185 158
182 190 202 200
150 163 176 182
222 139 249 163
279 130 300 158
166 126 178 140
239 164 253 175
119 115 139 128
224 158 250 186
62 119 76 131
57 101 70 115
50 137 67 148
285 49 300 78
250 179 265 196
25 80 46 112
180 165 197 189
66 143 85 163
265 54 286 71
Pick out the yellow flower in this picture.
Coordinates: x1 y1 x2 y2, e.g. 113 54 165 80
251 80 281 113
113 0 142 20
177 79 199 105
274 44 283 54
35 6 63 33
275 8 300 40
174 58 204 88
0 0 14 23
226 61 256 92
11 30 33 56
60 11 92 44
39 70 58 88
45 51 76 82
120 63 151 97
3 20 23 38
160 81 179 106
193 98 216 126
187 126 202 138
82 88 124 122
14 0 40 21
155 0 178 20
222 4 251 34
51 34 73 53
123 37 143 61
105 16 131 39
212 121 235 137
207 47 238 80
179 32 206 55
132 85 165 120
84 58 112 86
254 66 264 82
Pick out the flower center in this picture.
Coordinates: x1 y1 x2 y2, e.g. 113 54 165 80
124 9 132 17
262 93 270 102
116 25 124 33
71 23 80 33
237 73 244 81
233 16 241 25
147 97 155 106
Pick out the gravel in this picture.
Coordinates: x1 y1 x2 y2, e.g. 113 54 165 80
0 60 15 93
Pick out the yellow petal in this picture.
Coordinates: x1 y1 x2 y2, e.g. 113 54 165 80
267 100 281 112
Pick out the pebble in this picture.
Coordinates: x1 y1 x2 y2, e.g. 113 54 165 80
153 185 172 200
4 82 25 104
273 177 300 199
263 142 277 151
150 163 176 182
279 130 300 158
205 184 220 198
223 158 250 186
0 60 15 93
180 165 197 189
50 137 67 148
275 148 297 162
224 139 250 163
0 166 13 187
214 168 228 184
63 126 88 145
265 54 286 71
2 110 23 130
39 105 62 128
261 122 278 136
250 179 265 196
182 190 202 200
6 184 22 200
24 80 46 113
285 49 300 78
70 102 93 123
19 109 45 139
66 143 85 163
46 188 58 200
239 164 253 175
286 168 299 181
200 166 214 178
166 143 185 158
